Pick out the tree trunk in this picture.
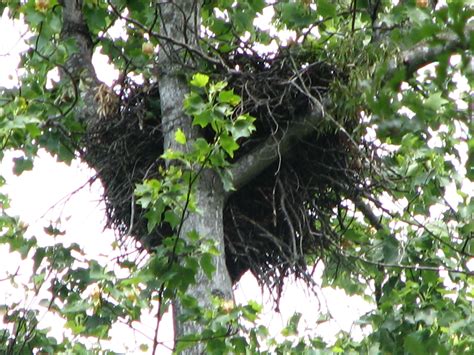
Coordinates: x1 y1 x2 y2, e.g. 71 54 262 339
172 170 233 351
157 2 233 353
58 1 474 353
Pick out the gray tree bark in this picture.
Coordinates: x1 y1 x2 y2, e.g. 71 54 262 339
157 2 233 353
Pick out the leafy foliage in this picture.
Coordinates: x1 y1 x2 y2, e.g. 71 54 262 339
0 0 473 353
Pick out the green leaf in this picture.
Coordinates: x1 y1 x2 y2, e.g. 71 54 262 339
230 337 248 353
279 2 315 28
193 138 212 159
209 81 228 95
231 114 256 139
217 168 234 192
190 73 209 88
2 115 40 130
219 134 239 158
44 224 66 237
317 0 337 17
218 89 240 105
193 109 214 128
281 312 302 336
415 308 436 326
404 331 428 355
164 210 181 229
232 11 254 32
145 207 162 233
13 156 34 175
84 6 108 34
175 128 187 145
63 300 90 314
425 92 448 111
24 6 45 26
382 236 400 264
200 253 216 279
248 0 266 13
175 334 197 353
187 230 199 242
32 247 46 273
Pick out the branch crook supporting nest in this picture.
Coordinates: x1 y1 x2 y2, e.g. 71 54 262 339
81 49 380 297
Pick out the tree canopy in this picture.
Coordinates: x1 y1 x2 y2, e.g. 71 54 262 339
0 0 473 353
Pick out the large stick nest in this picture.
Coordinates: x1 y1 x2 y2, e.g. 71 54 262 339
81 49 380 295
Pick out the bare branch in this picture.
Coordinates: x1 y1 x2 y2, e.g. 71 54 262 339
348 251 474 276
386 23 473 81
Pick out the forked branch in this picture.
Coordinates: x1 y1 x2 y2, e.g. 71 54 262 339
229 25 473 194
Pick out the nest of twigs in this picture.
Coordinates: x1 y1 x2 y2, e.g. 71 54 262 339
82 48 376 295
82 83 169 242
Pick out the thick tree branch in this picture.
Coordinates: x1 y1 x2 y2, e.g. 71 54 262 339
353 196 384 231
61 0 101 123
229 25 473 194
229 105 325 194
62 0 95 79
386 24 473 81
